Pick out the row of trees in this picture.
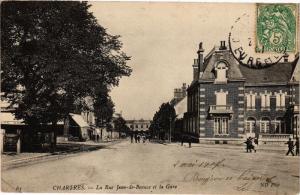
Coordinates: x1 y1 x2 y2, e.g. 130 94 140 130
1 2 132 148
149 102 176 140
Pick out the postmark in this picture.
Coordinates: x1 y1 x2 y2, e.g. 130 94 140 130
256 4 297 53
228 10 289 69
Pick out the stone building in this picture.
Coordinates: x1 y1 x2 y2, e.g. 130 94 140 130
183 41 300 144
126 119 151 132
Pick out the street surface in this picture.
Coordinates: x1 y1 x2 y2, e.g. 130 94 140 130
2 140 299 194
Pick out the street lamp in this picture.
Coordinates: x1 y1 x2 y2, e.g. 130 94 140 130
169 116 172 143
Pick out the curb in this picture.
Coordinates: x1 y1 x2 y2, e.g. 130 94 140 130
164 142 288 153
2 141 121 170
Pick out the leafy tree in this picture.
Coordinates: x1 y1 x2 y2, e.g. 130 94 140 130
1 2 131 148
150 103 176 140
93 88 115 127
113 116 127 138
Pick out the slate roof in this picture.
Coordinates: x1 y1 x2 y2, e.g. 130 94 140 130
199 47 299 84
239 62 295 84
200 49 244 81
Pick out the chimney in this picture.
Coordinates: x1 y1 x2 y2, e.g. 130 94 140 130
174 88 181 99
193 59 199 81
219 40 227 50
181 83 187 97
197 42 205 77
283 53 289 62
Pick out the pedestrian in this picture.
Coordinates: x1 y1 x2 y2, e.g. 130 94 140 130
188 135 191 148
137 135 140 143
295 137 299 156
181 135 184 146
286 138 295 156
134 133 137 143
130 133 133 143
250 138 256 153
244 137 252 153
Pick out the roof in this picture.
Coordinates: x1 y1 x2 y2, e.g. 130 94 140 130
200 50 244 81
200 46 298 84
0 112 24 125
239 62 294 84
70 114 89 128
174 96 187 119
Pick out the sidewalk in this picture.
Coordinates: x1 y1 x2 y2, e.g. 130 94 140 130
1 139 121 170
166 142 288 154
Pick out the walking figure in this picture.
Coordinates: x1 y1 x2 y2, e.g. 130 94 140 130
181 135 184 146
130 133 133 143
134 133 137 143
295 137 299 156
188 136 191 148
286 138 295 156
244 137 256 153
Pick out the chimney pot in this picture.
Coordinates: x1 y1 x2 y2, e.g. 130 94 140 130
219 40 227 50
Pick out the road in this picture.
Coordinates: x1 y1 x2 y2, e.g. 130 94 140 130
1 140 299 194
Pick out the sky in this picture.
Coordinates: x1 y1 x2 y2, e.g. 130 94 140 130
89 3 257 120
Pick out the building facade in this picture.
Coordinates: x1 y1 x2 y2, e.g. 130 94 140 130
126 119 151 132
184 41 300 143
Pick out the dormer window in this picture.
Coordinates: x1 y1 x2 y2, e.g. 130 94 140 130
215 61 228 83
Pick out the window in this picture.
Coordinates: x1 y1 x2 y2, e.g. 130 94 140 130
246 91 256 110
245 117 256 133
215 89 228 106
274 117 285 134
141 124 143 128
215 62 228 83
275 90 286 110
135 124 138 128
260 117 270 133
214 117 229 134
260 91 270 110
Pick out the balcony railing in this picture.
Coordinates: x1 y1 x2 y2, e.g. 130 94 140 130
209 105 233 114
259 134 291 140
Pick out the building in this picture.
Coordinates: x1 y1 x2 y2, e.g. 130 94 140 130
183 41 300 144
126 119 151 132
170 83 187 106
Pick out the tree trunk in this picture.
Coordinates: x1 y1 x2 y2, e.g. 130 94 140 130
51 121 57 153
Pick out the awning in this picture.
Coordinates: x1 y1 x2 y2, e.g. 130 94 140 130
70 114 89 128
0 112 24 125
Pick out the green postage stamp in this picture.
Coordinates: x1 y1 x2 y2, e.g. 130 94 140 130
256 4 298 53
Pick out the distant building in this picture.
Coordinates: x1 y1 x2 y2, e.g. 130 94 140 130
126 119 152 132
183 41 299 144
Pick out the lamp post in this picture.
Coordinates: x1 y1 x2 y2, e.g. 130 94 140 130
169 116 172 143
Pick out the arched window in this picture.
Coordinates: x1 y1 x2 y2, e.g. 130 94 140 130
274 117 285 134
260 117 270 133
246 117 256 133
215 61 228 83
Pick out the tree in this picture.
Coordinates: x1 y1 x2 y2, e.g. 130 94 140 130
1 2 131 148
94 88 115 127
113 116 127 138
150 103 176 140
